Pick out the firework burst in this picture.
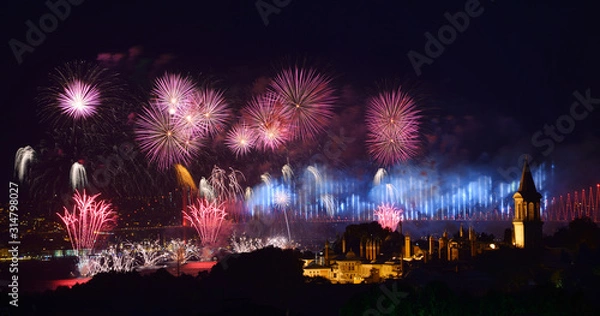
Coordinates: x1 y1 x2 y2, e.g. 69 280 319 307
274 188 291 208
269 67 336 141
134 104 201 171
365 87 422 166
56 80 101 119
243 93 292 152
40 61 119 127
193 88 230 136
151 73 196 115
225 123 256 157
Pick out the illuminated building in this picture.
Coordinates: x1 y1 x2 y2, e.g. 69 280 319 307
512 159 543 248
303 240 402 284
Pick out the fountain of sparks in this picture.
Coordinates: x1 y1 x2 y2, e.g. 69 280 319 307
373 203 403 231
230 233 299 253
57 191 117 256
184 198 228 246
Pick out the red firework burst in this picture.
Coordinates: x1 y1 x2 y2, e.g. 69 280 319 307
365 87 422 166
373 203 403 231
269 67 336 141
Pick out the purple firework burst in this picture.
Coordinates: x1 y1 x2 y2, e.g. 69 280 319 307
151 73 196 116
225 123 256 157
243 93 292 152
365 87 422 166
40 61 118 125
191 88 230 136
56 79 102 119
269 67 336 141
134 104 201 171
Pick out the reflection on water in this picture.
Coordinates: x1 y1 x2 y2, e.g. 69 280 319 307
25 261 217 293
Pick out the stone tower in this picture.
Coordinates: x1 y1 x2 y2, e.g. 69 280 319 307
512 159 543 248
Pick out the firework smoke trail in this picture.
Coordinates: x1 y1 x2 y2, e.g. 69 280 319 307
151 73 196 115
14 146 36 182
225 123 256 157
227 168 246 202
269 67 336 141
282 164 294 183
245 187 253 200
57 191 117 255
321 194 336 217
373 168 387 186
70 162 87 191
261 173 272 187
373 203 403 231
207 166 245 202
243 93 292 151
365 87 422 166
209 166 228 200
135 104 201 171
175 164 197 191
199 178 216 201
306 166 322 184
184 199 227 246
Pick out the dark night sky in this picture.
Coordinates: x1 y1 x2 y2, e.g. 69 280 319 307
2 0 599 196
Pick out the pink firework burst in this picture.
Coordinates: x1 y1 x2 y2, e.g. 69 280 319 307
56 79 102 119
191 88 230 136
373 203 403 231
151 73 196 115
269 67 336 141
57 191 117 255
243 93 292 152
41 61 117 125
184 198 228 246
225 123 256 157
365 87 422 166
134 104 201 171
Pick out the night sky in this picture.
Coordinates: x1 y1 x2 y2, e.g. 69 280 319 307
2 0 599 198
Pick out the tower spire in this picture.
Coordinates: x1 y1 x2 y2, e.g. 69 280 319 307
517 159 541 201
